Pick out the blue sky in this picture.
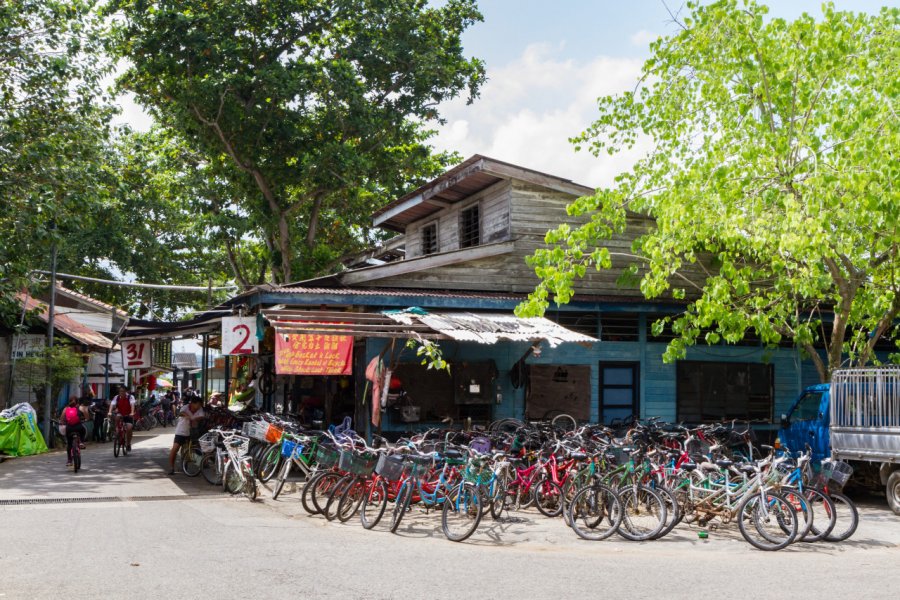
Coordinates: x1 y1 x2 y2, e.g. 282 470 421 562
427 0 900 186
117 1 900 187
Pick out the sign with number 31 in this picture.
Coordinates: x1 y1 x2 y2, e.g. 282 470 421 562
122 339 152 370
222 317 258 355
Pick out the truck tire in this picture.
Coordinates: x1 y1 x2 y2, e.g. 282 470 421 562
887 471 900 516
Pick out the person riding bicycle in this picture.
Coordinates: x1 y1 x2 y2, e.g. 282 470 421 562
108 386 136 452
61 396 87 468
168 395 205 475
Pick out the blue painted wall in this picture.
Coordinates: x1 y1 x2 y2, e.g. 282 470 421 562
364 324 823 432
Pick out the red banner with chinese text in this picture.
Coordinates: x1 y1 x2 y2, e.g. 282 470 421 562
274 332 353 375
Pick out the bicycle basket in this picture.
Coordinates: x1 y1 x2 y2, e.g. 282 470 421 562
375 454 405 481
339 450 377 476
829 461 854 490
315 445 340 469
227 435 250 457
686 439 711 461
464 463 492 486
198 432 218 454
281 439 302 458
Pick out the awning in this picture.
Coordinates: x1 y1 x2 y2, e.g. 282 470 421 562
17 293 115 350
262 307 597 347
121 313 222 339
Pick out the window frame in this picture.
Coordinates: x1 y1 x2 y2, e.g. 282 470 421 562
420 220 439 256
458 202 481 249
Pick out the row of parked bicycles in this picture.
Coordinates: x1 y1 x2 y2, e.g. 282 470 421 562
174 414 859 551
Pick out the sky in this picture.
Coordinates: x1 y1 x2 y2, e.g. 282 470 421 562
115 0 899 189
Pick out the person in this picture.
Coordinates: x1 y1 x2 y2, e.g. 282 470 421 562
90 395 109 442
60 397 87 468
168 395 205 475
108 386 136 452
160 391 173 426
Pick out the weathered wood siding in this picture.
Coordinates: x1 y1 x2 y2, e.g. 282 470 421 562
405 180 512 259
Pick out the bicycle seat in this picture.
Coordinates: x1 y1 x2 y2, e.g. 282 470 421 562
739 464 757 475
680 462 698 472
409 455 434 465
715 459 734 469
442 449 463 460
569 452 588 461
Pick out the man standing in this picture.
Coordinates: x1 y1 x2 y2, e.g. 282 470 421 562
90 395 109 442
108 386 136 452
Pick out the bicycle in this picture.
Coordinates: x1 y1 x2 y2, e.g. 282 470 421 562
176 430 204 477
112 417 129 458
222 432 258 500
271 433 318 500
69 429 83 474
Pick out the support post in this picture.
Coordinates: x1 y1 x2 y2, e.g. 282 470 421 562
200 334 209 403
42 238 58 445
223 354 231 405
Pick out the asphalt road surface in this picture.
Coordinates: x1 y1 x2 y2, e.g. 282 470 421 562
2 432 899 600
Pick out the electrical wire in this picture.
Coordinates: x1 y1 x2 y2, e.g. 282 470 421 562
32 270 240 292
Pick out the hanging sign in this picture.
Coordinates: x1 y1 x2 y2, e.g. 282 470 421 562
275 332 353 375
222 317 259 355
122 339 152 370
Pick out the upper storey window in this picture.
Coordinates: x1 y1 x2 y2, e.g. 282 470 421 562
459 204 480 248
422 222 438 255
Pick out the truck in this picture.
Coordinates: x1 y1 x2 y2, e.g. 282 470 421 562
778 367 900 515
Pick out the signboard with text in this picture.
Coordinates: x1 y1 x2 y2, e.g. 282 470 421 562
11 334 45 359
275 332 353 375
222 316 259 355
122 339 152 370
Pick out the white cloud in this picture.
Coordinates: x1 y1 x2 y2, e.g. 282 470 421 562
432 43 650 189
630 29 660 47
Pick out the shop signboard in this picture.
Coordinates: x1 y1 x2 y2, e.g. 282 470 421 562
222 316 258 355
11 334 45 359
122 339 152 370
275 331 353 375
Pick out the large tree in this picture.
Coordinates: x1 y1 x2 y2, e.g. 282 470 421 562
107 0 485 283
0 1 115 326
518 1 900 382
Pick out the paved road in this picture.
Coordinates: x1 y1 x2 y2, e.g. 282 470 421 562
2 433 899 599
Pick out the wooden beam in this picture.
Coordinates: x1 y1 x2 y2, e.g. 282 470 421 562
273 326 448 340
270 321 435 332
340 241 515 285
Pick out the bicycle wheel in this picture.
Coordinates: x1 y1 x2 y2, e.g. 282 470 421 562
337 478 367 523
73 448 81 474
801 487 836 542
780 487 814 542
310 472 343 516
616 485 667 541
257 444 283 482
361 479 389 529
650 486 680 540
567 484 623 541
441 482 483 542
113 436 120 458
223 462 243 494
242 468 258 501
737 491 797 551
323 475 354 521
551 413 577 433
533 477 565 518
301 471 327 515
181 446 203 477
824 492 859 542
489 475 509 520
201 454 222 486
271 460 292 500
390 481 413 533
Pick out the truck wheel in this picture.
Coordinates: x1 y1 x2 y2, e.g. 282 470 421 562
888 471 900 516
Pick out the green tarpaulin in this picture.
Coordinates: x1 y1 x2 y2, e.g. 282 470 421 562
0 413 48 457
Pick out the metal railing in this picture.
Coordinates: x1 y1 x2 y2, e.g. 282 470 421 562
831 367 900 429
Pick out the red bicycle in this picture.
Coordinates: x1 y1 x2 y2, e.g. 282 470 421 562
113 417 129 457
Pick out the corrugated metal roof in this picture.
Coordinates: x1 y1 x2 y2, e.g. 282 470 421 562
56 285 129 318
18 293 115 350
273 286 523 301
384 309 598 348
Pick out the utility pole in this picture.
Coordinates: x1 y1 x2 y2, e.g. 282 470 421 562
43 227 58 445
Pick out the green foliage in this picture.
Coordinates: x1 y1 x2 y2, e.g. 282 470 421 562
107 0 485 283
405 337 450 373
519 1 900 382
0 1 116 325
16 343 87 402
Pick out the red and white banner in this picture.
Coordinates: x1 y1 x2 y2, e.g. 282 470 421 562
275 332 353 375
121 339 152 370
